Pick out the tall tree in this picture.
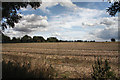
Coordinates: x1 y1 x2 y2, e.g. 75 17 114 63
111 38 116 42
1 2 41 30
33 36 45 42
21 35 32 43
47 37 58 42
12 37 21 43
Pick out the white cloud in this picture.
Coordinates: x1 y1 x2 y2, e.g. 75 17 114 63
52 32 61 36
89 17 118 40
82 17 118 28
99 17 118 27
39 2 118 41
40 0 78 13
4 14 49 37
48 7 105 29
15 14 48 29
48 8 118 41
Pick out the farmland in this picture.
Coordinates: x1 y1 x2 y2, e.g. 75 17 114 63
2 42 119 79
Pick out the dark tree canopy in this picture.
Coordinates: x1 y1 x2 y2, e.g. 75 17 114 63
111 38 116 42
21 35 32 42
107 1 120 16
2 33 11 43
1 2 41 30
47 37 58 42
33 36 45 42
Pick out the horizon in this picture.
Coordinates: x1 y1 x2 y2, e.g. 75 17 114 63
3 34 118 42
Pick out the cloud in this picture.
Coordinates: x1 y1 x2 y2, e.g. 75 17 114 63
48 7 104 29
89 17 118 40
14 14 48 33
94 28 118 40
99 17 118 27
39 2 118 41
40 0 78 13
14 27 32 33
51 9 118 41
4 14 49 37
52 32 61 36
82 22 96 27
81 16 118 28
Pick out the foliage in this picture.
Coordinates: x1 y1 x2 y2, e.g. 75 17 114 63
1 34 97 43
2 33 11 43
111 38 116 42
33 36 45 42
2 2 41 30
107 0 120 16
2 60 56 79
12 37 21 43
91 57 117 80
21 35 33 43
47 37 58 42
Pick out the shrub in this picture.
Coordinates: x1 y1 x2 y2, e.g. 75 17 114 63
91 57 117 80
2 60 57 79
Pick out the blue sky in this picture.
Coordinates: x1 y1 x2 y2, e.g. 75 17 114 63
4 1 118 41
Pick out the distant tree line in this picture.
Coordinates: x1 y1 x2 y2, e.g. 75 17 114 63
2 33 58 43
2 33 117 43
1 33 97 43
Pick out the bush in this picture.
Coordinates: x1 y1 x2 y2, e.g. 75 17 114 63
91 57 117 80
2 60 56 79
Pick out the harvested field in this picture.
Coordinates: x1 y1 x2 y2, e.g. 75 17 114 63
2 42 119 78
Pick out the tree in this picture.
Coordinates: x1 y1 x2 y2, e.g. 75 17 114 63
47 37 58 42
76 40 83 42
21 35 32 43
2 33 11 43
12 37 17 43
1 2 41 30
33 36 45 42
111 38 116 42
107 0 120 16
12 37 21 43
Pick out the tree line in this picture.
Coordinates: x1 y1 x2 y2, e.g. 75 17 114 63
2 33 96 43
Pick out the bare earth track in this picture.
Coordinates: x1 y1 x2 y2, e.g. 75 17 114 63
2 42 119 78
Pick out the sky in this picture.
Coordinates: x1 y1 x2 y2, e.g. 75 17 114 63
3 0 119 41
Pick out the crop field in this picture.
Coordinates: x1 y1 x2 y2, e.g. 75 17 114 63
2 42 119 78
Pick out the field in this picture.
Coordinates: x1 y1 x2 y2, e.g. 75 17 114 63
2 42 119 79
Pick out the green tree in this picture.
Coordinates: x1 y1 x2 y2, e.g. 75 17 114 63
21 35 32 43
12 37 21 43
12 37 17 43
1 2 41 30
111 38 116 42
47 37 58 42
33 36 45 42
2 33 11 43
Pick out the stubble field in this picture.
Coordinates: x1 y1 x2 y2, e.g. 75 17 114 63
2 42 119 78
